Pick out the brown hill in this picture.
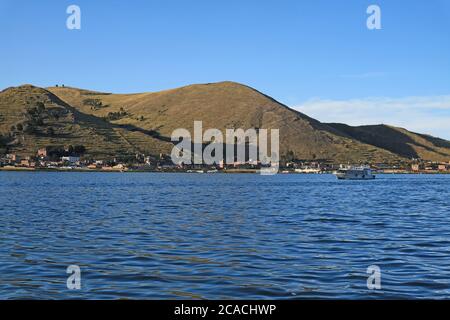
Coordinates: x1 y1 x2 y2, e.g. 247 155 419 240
1 81 449 163
327 123 450 162
0 85 171 158
47 82 401 163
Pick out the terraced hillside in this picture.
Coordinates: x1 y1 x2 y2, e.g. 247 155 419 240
48 82 402 163
0 85 171 158
1 82 449 163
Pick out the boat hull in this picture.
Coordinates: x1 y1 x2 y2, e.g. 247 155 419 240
334 167 376 180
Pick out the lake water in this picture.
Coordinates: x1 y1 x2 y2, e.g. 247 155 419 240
0 172 450 299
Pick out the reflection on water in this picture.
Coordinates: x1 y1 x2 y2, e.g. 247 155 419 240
1 172 450 299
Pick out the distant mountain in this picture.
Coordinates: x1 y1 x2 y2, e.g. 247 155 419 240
327 123 450 162
1 81 449 163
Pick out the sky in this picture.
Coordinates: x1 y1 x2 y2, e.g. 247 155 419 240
1 0 449 138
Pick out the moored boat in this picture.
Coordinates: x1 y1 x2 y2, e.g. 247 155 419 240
334 165 375 180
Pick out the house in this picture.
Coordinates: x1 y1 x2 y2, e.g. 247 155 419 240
6 154 20 163
144 156 152 165
411 164 420 172
233 161 243 168
19 159 36 167
112 163 127 170
438 164 448 171
37 147 49 157
295 167 321 173
61 156 80 164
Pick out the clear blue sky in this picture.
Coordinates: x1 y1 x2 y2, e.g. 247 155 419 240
1 0 449 105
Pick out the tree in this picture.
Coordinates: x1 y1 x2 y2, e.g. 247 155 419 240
46 127 55 136
0 134 5 147
73 145 86 155
46 146 65 159
36 102 45 113
23 122 34 133
286 150 295 162
64 145 74 155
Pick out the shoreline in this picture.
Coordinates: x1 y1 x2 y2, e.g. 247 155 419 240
1 166 450 174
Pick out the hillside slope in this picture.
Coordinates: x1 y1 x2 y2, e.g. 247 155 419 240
48 82 401 163
327 123 450 162
2 82 449 163
0 85 171 158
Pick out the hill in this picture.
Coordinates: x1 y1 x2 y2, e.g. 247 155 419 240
0 85 171 159
0 81 449 163
47 82 402 163
327 123 450 162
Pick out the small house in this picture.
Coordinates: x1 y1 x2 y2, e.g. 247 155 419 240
61 156 80 164
37 147 49 158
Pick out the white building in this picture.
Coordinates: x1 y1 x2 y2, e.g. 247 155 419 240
61 156 80 164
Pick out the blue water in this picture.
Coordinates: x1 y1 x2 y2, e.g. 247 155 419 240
0 172 450 299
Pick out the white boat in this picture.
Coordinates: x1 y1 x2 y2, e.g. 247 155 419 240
334 165 375 180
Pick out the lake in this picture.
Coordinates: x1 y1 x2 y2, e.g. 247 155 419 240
0 172 450 299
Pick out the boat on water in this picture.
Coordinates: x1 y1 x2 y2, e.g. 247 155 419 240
334 165 375 180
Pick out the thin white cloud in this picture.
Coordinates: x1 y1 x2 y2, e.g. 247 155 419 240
294 95 450 140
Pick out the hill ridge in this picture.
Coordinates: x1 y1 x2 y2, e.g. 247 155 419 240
0 82 448 163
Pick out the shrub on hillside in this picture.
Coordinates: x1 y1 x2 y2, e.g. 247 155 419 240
46 127 55 136
104 110 129 121
36 102 45 113
83 98 106 110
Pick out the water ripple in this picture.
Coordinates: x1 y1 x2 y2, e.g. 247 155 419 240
0 172 450 299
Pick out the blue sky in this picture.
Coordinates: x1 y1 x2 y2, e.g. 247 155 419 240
1 0 450 137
